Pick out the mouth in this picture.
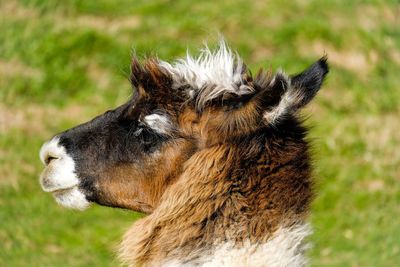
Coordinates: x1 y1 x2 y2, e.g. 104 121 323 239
39 169 80 193
51 186 77 195
39 137 91 210
39 167 91 210
40 178 79 193
40 174 90 210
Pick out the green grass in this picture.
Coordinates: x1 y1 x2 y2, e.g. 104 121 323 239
1 0 399 266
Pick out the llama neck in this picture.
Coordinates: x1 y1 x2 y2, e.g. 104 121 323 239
119 135 312 266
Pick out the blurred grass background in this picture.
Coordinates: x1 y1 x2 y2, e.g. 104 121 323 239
0 0 399 266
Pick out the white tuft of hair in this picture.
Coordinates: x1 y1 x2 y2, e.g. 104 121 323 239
162 223 312 267
159 40 254 109
144 113 173 135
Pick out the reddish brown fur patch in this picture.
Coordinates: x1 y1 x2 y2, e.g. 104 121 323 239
96 139 195 213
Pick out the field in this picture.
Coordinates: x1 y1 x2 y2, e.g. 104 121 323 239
1 0 399 266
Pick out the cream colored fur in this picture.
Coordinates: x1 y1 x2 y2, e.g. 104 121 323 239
161 223 311 267
159 41 254 109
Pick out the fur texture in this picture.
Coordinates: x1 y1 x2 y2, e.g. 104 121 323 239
162 223 311 267
159 41 254 110
39 42 329 266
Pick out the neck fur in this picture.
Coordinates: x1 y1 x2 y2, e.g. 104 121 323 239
119 132 312 266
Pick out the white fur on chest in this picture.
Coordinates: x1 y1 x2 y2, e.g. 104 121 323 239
161 223 311 267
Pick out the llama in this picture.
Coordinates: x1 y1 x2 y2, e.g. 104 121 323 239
39 42 328 266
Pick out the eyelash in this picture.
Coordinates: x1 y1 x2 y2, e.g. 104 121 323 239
133 121 146 136
133 127 144 136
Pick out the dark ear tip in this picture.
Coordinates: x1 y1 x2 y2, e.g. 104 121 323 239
318 55 329 76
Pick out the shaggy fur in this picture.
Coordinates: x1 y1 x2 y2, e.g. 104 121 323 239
162 223 312 267
39 42 328 266
159 41 254 111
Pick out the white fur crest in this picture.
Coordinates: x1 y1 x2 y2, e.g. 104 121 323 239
159 41 254 109
162 223 311 267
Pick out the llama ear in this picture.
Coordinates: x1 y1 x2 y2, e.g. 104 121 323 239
262 57 329 124
130 57 173 97
290 56 329 108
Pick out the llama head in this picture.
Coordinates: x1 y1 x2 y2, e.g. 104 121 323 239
39 42 328 212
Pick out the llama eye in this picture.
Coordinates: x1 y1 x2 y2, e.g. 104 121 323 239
134 126 165 153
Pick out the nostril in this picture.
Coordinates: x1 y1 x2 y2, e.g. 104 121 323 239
40 137 65 165
45 155 59 165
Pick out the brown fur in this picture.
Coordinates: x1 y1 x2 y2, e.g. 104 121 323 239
119 114 313 265
96 139 195 213
47 50 328 266
115 58 325 265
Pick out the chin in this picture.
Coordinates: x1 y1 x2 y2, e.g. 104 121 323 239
53 187 91 210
